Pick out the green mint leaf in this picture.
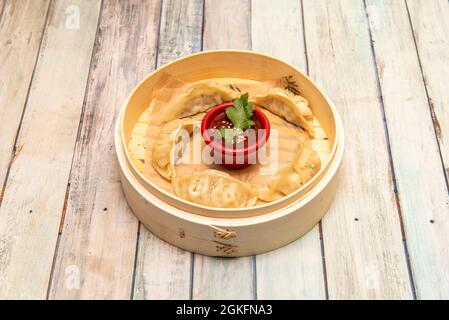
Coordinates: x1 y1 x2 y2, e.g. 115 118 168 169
247 119 255 127
225 107 240 127
225 93 255 131
244 101 254 119
240 92 249 106
227 100 246 128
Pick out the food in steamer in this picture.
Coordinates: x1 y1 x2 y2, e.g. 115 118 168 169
131 76 325 209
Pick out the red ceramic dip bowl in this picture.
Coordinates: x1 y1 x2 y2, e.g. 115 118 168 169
201 102 270 169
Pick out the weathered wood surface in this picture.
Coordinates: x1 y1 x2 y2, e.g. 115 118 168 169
406 0 449 183
252 0 326 300
0 0 50 199
192 0 254 300
366 0 449 299
0 0 447 300
0 0 101 299
133 0 204 300
48 0 161 300
303 0 412 299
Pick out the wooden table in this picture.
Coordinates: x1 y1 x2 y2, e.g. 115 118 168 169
0 0 447 300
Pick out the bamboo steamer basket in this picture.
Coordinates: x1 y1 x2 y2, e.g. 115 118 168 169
116 50 344 257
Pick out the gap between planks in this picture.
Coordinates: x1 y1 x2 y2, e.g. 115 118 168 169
129 0 165 300
404 0 449 191
45 0 105 299
301 0 329 300
362 0 417 299
365 0 449 299
132 0 202 300
304 0 412 299
48 0 161 299
0 0 102 299
0 0 51 207
191 0 255 301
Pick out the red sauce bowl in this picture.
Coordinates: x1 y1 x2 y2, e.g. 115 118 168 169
201 102 270 169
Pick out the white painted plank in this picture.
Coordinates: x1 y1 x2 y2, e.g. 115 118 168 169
191 0 254 300
49 0 161 300
406 0 449 179
203 0 250 50
0 0 101 299
133 0 204 300
304 0 412 299
251 0 326 299
0 0 50 198
366 0 449 299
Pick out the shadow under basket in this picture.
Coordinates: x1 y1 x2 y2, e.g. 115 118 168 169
115 50 344 257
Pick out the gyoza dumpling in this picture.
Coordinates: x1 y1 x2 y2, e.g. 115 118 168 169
258 142 321 202
172 169 257 208
162 82 236 122
255 89 315 136
289 92 313 121
152 118 196 180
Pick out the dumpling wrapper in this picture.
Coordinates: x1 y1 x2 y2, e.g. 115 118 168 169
162 82 236 122
289 93 313 121
255 89 315 137
172 169 258 208
258 141 321 202
152 118 196 180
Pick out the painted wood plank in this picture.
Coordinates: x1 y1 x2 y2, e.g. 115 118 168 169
0 0 50 199
48 0 161 300
203 0 250 50
406 0 449 181
0 0 101 299
133 0 203 300
407 2 449 176
303 0 412 299
251 0 326 299
191 0 254 300
366 0 449 299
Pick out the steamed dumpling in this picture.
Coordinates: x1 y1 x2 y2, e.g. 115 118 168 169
152 119 195 180
255 89 315 136
289 92 313 121
162 82 236 122
172 169 257 208
258 142 321 202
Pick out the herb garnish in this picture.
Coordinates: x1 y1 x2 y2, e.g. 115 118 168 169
219 93 255 140
283 75 301 95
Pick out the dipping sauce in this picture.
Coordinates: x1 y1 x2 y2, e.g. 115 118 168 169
201 102 270 169
206 110 264 148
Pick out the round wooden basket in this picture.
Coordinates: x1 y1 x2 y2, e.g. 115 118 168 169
115 50 344 257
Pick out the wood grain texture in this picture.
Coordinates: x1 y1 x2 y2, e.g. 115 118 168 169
191 0 254 300
251 0 326 299
0 0 101 299
133 0 203 300
156 0 203 66
48 0 161 300
203 0 250 50
366 0 449 299
303 0 412 299
406 0 449 182
0 0 50 199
